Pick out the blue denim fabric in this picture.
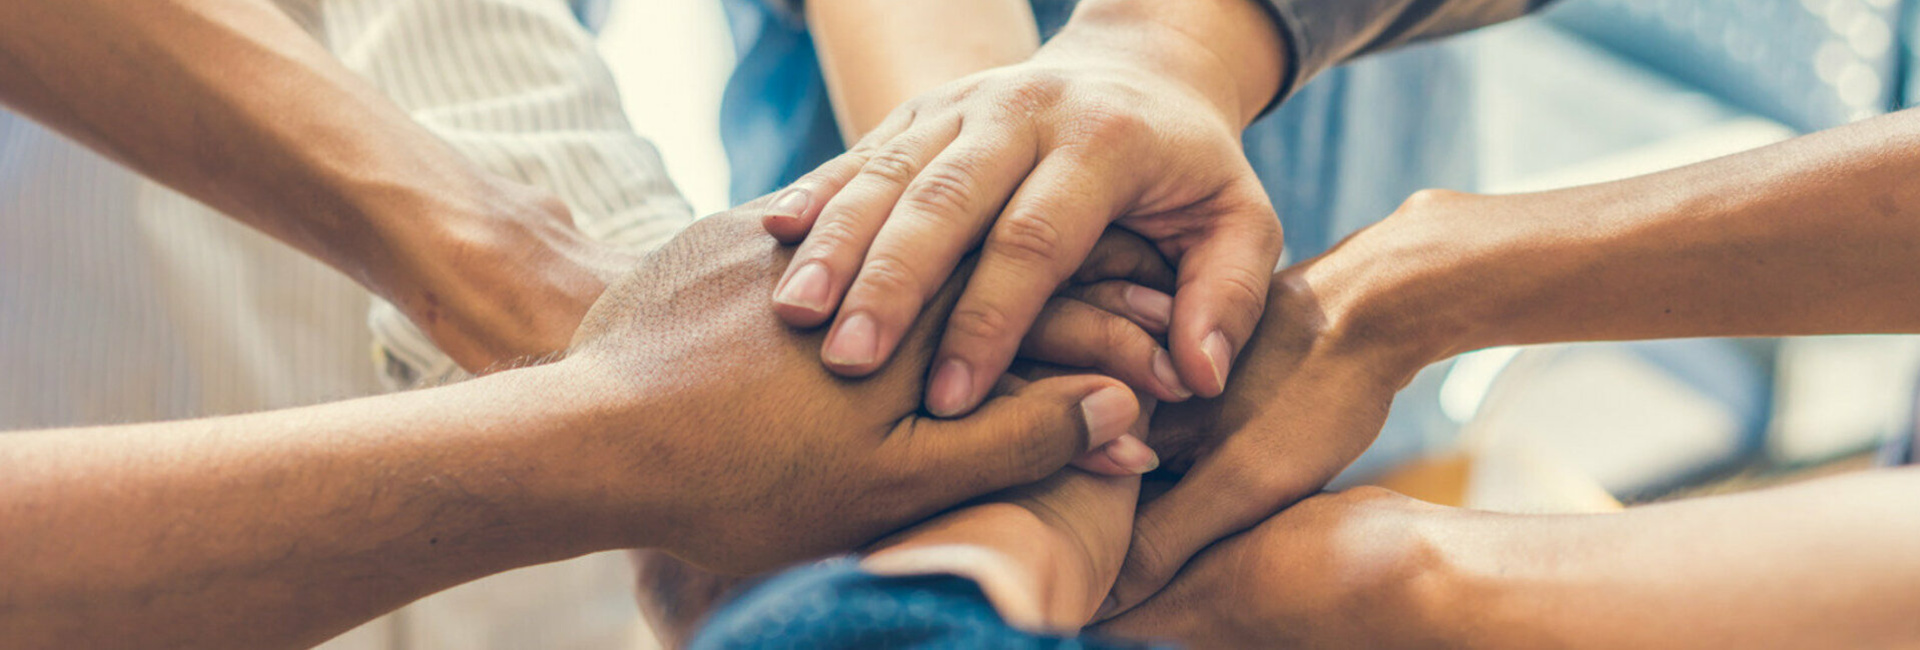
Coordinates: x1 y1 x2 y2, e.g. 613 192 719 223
689 558 1169 650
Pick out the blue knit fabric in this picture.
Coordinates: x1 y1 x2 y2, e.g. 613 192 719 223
689 558 1171 650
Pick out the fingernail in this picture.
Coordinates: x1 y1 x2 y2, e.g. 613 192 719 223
824 312 878 367
1202 330 1233 393
1078 386 1137 449
927 359 974 417
1125 285 1173 331
1103 435 1161 475
768 187 810 221
1151 349 1192 399
773 261 832 312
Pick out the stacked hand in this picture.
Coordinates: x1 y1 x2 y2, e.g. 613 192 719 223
560 203 1187 573
757 17 1285 419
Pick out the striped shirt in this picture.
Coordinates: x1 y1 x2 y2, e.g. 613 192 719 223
1 0 690 647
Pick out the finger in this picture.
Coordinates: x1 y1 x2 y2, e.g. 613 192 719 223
1058 280 1173 336
926 152 1127 417
1020 295 1189 401
827 124 1040 377
770 116 962 335
892 373 1140 502
1069 434 1160 476
760 110 916 243
1072 228 1176 292
1165 199 1284 398
1101 449 1298 618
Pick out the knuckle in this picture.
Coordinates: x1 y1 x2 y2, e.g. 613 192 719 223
1075 103 1150 142
1212 267 1272 325
899 164 978 219
803 214 865 256
855 255 926 301
993 72 1069 114
946 300 1020 345
988 214 1068 266
1007 416 1072 481
1101 312 1151 357
860 147 923 186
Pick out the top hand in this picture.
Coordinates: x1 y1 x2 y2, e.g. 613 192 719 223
758 1 1287 416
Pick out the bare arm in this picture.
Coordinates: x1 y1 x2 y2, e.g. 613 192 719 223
1437 468 1920 647
0 0 625 370
1324 107 1920 363
1102 470 1920 648
806 0 1041 141
0 208 1139 650
0 369 622 649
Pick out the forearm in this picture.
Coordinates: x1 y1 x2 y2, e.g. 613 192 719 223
0 0 561 301
0 364 649 649
1323 108 1920 364
1420 468 1920 647
808 0 1040 141
1059 0 1542 122
1049 0 1285 127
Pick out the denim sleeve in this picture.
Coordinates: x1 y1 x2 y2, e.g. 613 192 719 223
689 558 1172 650
1258 0 1554 105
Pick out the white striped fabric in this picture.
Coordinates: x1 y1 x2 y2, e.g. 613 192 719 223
1 0 691 648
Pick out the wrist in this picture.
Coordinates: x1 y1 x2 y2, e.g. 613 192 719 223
1301 188 1619 369
1046 0 1285 128
355 178 583 302
480 360 680 551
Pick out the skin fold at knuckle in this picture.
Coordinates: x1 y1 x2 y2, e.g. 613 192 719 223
899 162 981 220
860 146 925 186
988 211 1071 269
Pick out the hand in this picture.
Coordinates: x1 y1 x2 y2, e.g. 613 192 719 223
759 10 1285 416
373 181 643 373
558 205 1150 574
1098 201 1452 615
1098 488 1461 648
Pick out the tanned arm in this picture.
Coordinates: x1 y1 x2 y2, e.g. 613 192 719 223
0 0 625 370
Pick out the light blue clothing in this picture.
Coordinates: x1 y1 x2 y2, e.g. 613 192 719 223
1907 0 1920 110
569 0 608 32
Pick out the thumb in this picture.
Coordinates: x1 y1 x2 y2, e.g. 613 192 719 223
899 374 1139 501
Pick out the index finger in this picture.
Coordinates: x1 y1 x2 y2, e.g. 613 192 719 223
925 151 1128 417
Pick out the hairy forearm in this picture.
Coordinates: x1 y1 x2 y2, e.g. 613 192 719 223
808 0 1040 141
0 0 560 300
1419 468 1920 647
0 365 647 649
1321 108 1920 364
